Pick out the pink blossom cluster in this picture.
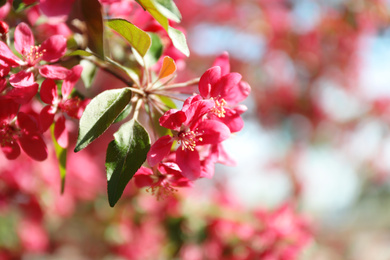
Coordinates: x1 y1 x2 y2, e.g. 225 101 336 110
142 53 250 193
0 22 86 161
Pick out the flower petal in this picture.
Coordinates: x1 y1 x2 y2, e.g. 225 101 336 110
18 134 48 161
159 109 186 130
39 65 70 80
147 135 173 166
176 149 201 181
133 167 154 188
199 66 221 98
54 115 68 148
17 112 39 133
211 72 242 100
0 41 24 66
197 120 231 145
40 78 58 105
62 65 83 99
39 0 75 19
212 51 230 76
39 105 55 133
14 22 35 55
1 141 20 160
40 35 67 62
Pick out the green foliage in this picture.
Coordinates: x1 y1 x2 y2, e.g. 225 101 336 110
136 0 189 57
50 124 67 194
154 0 182 23
107 19 151 57
12 0 37 12
144 33 163 67
66 50 94 57
106 119 150 207
168 27 190 57
81 0 105 60
74 88 132 152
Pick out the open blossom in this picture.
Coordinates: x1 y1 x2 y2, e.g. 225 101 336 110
39 65 85 148
134 163 192 199
0 22 66 69
147 97 230 180
199 52 251 133
0 99 47 161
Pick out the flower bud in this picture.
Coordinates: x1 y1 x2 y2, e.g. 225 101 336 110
0 21 9 35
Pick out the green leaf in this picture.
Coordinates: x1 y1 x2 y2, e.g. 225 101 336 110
107 19 151 57
50 124 67 194
136 0 189 56
114 104 132 123
12 0 36 12
159 95 176 109
136 0 169 31
168 26 190 57
154 0 181 23
144 33 163 67
66 49 94 57
81 0 105 60
106 119 150 207
75 88 132 152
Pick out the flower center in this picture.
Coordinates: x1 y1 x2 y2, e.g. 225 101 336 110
210 97 227 118
178 130 203 151
24 45 46 66
0 123 17 146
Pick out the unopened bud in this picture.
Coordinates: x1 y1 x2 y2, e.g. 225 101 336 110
0 21 8 35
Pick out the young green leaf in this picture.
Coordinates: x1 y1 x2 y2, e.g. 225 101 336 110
66 49 94 57
136 0 190 57
107 19 151 57
106 119 150 207
136 0 169 30
144 33 163 67
75 88 132 152
81 0 105 60
154 0 182 23
50 124 67 194
168 26 190 57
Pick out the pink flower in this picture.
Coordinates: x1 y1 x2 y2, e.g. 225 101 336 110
0 22 66 68
134 163 192 199
0 99 47 161
147 98 230 180
199 52 251 132
3 70 39 104
39 65 84 148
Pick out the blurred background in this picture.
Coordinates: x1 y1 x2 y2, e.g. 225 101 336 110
2 0 390 259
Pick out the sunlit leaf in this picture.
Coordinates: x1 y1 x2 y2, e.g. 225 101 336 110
81 0 105 60
136 0 189 57
66 49 94 57
107 19 151 57
50 124 67 194
168 26 190 57
75 88 132 152
106 119 150 207
158 56 176 79
154 0 181 23
136 0 169 31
